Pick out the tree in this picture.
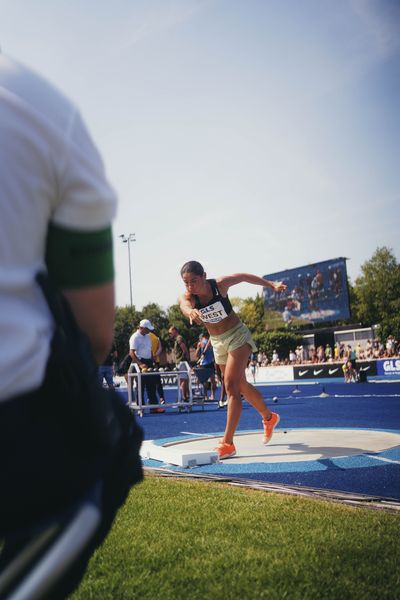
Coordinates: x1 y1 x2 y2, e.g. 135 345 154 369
235 294 265 335
253 330 303 361
346 279 358 323
353 246 400 340
140 303 168 331
113 306 140 360
166 304 203 351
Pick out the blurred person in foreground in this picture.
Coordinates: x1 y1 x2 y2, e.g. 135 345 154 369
0 52 143 596
178 261 286 460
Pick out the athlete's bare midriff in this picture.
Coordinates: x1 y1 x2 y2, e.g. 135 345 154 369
191 292 240 335
205 310 240 335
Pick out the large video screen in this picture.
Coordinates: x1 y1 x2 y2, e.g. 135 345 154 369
263 257 350 327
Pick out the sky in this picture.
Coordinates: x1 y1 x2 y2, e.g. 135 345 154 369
1 0 400 310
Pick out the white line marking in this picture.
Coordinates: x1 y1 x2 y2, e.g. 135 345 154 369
333 394 400 398
366 455 400 465
180 431 211 437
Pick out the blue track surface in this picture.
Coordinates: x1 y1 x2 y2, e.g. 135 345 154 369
120 381 400 500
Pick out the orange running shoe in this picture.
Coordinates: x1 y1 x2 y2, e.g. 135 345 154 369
262 412 280 445
214 441 236 460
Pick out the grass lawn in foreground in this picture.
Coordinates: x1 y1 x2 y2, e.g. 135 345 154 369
71 475 400 600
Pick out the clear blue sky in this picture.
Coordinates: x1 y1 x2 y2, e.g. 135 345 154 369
2 0 399 309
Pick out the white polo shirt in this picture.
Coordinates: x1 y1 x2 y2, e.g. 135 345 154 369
0 54 117 401
129 331 152 360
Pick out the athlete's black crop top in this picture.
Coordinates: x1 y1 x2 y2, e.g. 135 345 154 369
193 279 233 325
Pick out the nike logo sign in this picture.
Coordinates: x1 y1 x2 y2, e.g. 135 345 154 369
359 366 370 372
313 369 323 375
299 370 309 376
329 368 339 375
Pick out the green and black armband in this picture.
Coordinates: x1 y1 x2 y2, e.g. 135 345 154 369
45 223 114 288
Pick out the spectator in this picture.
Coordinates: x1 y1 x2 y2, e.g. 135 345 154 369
129 319 164 413
343 345 350 360
356 342 365 360
0 52 143 595
248 355 258 383
386 336 395 357
317 345 325 363
295 346 301 364
149 327 165 405
349 346 357 368
373 340 381 359
168 326 190 402
334 343 340 361
343 360 356 383
310 346 317 363
196 333 217 400
299 345 308 363
99 345 117 389
325 344 332 362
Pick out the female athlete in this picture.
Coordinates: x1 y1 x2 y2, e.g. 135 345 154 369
179 260 287 459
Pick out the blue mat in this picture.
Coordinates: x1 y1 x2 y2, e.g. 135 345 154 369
120 381 400 500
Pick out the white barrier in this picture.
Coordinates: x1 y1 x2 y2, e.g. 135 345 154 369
246 365 295 383
128 361 206 416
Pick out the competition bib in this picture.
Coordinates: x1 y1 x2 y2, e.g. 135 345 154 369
199 301 228 324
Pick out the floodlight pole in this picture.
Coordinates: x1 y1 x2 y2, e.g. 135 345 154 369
119 233 136 307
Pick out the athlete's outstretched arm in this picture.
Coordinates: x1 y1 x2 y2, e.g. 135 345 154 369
216 273 286 295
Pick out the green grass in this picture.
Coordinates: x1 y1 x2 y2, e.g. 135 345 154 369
71 476 400 600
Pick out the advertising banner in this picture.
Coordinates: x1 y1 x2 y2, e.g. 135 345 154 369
263 257 350 326
377 359 400 377
246 365 294 383
160 373 178 386
159 373 201 386
293 360 377 380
